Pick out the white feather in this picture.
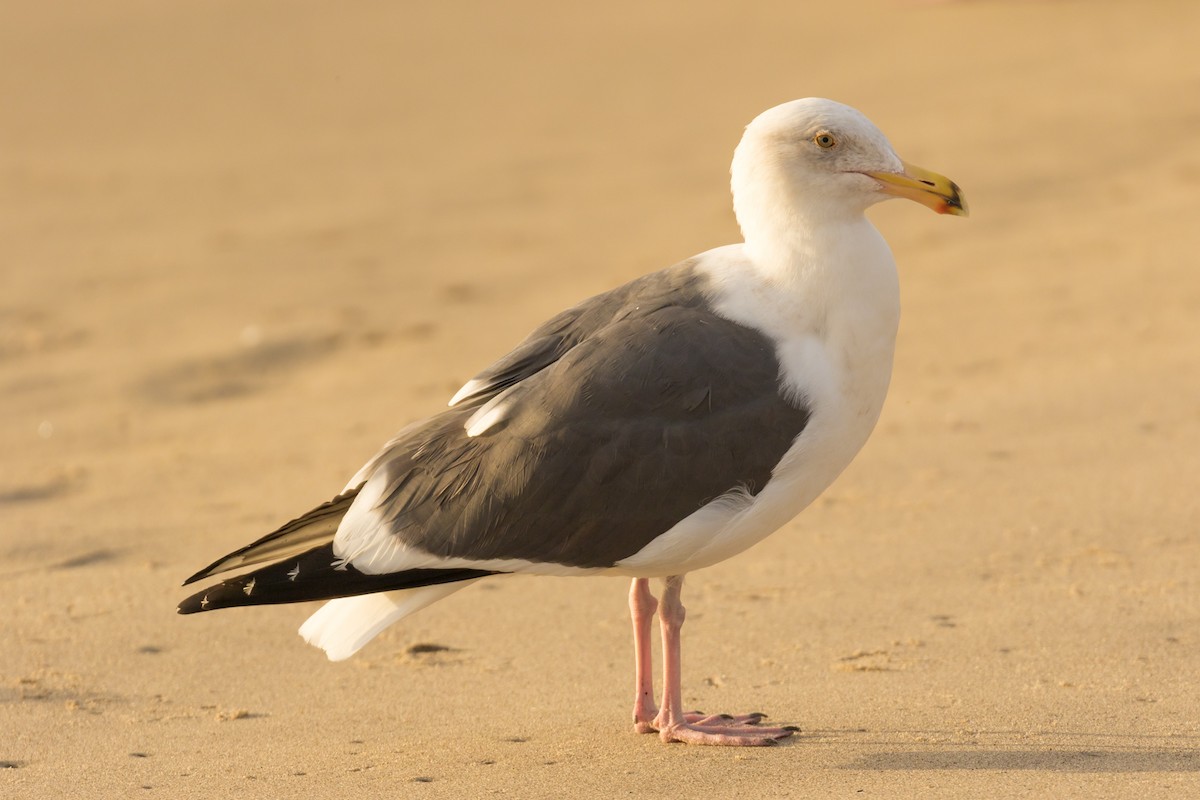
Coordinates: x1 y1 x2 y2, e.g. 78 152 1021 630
464 402 509 437
298 582 475 661
463 382 525 437
448 378 486 407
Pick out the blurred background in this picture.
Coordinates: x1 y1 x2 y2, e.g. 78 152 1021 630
3 1 1199 797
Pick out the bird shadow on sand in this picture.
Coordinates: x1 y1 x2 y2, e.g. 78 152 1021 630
825 730 1200 773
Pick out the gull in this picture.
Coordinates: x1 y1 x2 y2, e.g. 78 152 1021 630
180 98 966 746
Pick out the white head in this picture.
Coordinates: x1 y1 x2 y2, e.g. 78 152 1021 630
731 98 966 248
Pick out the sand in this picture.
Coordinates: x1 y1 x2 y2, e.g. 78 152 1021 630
3 0 1200 796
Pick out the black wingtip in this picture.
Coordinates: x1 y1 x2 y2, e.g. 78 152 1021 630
177 600 199 615
177 577 252 614
181 565 212 587
180 485 364 587
182 550 247 586
177 591 210 614
177 542 502 615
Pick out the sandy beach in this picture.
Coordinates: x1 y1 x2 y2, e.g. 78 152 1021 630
4 0 1200 796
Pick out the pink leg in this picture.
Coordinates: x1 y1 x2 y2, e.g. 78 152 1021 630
630 578 766 733
649 575 795 746
630 578 659 733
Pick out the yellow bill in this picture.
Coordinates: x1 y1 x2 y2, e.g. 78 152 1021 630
866 160 968 216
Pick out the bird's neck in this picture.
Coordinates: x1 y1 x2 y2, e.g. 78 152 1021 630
723 150 900 340
741 212 886 290
714 196 901 357
732 163 873 282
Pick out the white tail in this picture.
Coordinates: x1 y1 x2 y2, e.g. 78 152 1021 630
298 582 475 661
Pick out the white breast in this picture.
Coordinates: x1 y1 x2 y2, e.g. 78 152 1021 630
615 229 900 577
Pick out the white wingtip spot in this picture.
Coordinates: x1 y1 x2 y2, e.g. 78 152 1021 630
448 379 485 407
242 578 256 596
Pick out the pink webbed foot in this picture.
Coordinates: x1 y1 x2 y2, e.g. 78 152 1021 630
638 709 795 746
657 719 795 746
626 577 798 747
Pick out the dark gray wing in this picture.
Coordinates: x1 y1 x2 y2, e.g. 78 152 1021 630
366 261 811 568
449 264 705 407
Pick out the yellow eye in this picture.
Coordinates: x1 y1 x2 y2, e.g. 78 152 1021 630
814 132 837 149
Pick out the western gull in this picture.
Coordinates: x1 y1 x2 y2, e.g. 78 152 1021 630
179 98 967 746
